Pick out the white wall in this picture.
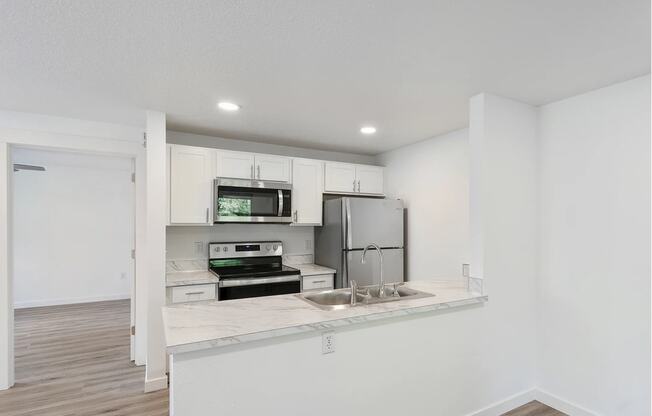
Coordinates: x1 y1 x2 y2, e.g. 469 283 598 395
379 129 470 280
12 148 134 308
167 225 313 260
167 131 377 165
537 75 651 415
145 111 168 392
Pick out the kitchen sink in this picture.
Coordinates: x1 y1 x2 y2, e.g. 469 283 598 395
297 285 434 311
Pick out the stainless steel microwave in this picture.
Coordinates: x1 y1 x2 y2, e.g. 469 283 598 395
213 178 292 223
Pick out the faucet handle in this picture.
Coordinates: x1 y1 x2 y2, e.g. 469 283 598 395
392 282 401 297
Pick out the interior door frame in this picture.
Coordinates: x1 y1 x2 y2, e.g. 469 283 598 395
0 128 147 390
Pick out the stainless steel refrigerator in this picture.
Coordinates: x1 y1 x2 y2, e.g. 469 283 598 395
314 197 404 289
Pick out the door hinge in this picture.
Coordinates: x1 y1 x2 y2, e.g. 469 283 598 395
143 132 147 148
131 172 135 183
131 326 135 336
131 249 136 259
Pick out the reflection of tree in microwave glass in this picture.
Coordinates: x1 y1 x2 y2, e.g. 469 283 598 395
218 198 251 216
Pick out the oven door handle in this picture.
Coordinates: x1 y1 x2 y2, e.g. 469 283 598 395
219 275 300 288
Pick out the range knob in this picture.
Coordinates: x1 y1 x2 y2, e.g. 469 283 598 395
266 245 271 250
223 246 228 252
272 244 278 251
213 246 220 253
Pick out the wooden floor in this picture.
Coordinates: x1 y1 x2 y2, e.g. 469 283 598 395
0 300 168 416
503 401 567 415
0 300 565 416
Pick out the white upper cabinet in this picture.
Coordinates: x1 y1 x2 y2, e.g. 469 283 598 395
324 162 357 193
215 150 255 180
291 158 324 225
169 144 215 224
255 154 291 182
215 151 291 182
356 165 384 195
324 162 384 195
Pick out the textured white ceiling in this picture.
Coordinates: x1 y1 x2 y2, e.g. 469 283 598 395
1 1 649 154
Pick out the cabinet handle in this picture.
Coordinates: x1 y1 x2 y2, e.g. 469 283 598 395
311 280 326 284
257 165 261 179
293 210 298 222
186 291 205 296
206 207 209 223
357 180 360 192
250 164 254 179
353 179 356 191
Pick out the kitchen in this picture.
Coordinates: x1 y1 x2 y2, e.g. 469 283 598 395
162 137 488 415
0 2 649 416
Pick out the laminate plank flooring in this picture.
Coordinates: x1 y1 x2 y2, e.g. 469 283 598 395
503 400 567 416
0 300 168 416
0 300 565 416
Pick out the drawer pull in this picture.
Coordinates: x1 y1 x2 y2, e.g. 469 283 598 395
311 280 326 284
185 291 205 296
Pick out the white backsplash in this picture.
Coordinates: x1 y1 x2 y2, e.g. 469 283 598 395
282 254 313 266
166 224 314 261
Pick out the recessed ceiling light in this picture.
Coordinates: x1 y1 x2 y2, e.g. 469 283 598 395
217 101 241 111
360 126 377 135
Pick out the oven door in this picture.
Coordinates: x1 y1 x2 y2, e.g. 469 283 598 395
214 178 292 223
218 275 301 301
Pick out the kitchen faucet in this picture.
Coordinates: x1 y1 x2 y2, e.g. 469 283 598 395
361 243 385 298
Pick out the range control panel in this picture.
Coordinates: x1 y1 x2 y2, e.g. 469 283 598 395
208 241 283 259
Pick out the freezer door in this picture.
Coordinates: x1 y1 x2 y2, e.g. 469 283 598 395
345 198 404 249
344 248 404 288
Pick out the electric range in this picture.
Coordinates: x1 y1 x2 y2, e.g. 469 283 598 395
208 241 301 301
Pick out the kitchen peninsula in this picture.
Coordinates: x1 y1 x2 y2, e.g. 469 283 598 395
163 279 486 416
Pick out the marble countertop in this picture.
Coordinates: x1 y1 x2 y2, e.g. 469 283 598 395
292 263 336 276
162 280 487 354
166 270 219 287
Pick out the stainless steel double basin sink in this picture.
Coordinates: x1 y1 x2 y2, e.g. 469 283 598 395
296 284 434 311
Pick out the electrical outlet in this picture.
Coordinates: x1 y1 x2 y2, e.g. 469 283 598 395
305 239 312 250
322 332 335 354
120 272 126 280
194 241 204 254
462 263 470 278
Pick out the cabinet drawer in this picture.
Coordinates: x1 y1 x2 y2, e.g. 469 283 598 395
302 274 334 291
171 284 216 303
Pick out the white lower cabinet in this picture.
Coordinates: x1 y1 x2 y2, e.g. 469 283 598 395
302 274 334 292
170 284 217 304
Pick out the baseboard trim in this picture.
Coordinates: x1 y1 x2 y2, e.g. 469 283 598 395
536 389 598 416
14 294 130 309
466 389 538 416
144 375 168 393
464 388 600 416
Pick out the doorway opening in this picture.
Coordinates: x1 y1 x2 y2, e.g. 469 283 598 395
6 147 153 411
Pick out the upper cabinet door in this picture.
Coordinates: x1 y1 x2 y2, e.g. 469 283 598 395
356 165 384 195
291 158 324 225
216 150 255 179
169 145 214 224
255 154 291 182
324 162 357 193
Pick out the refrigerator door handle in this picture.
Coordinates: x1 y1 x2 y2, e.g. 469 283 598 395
343 250 351 288
345 198 352 250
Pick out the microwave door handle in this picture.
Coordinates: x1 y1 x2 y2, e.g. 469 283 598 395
277 190 284 216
